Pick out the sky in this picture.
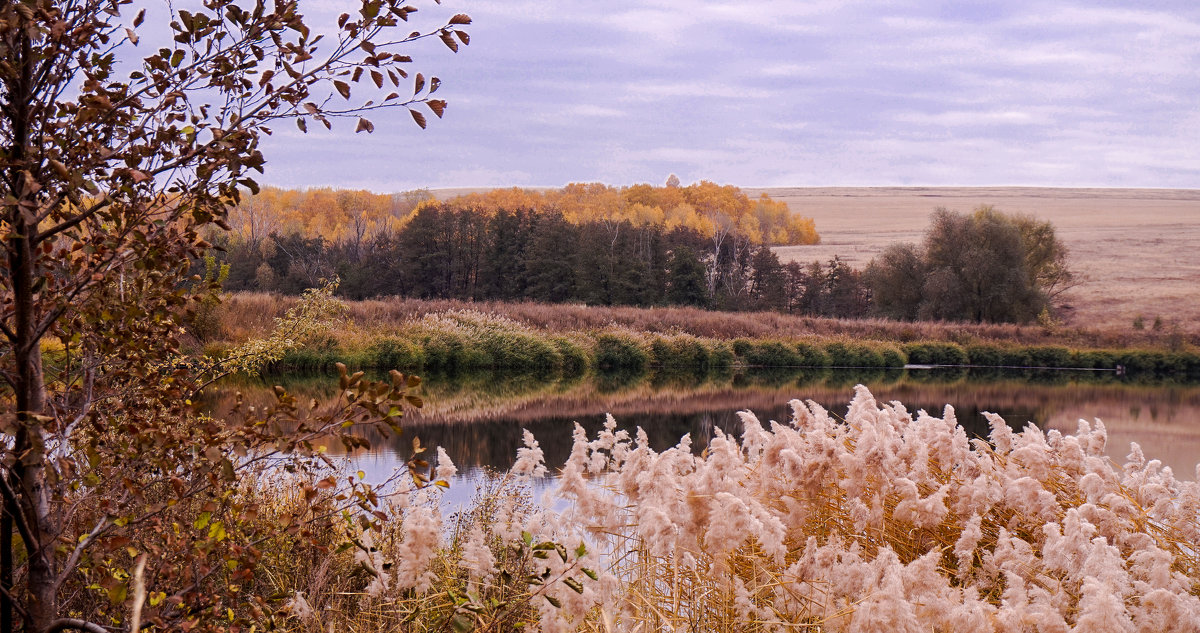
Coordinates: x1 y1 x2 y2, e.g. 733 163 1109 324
255 0 1200 192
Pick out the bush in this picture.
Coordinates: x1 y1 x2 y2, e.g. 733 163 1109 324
594 333 650 371
902 342 968 366
731 338 754 358
742 341 802 367
876 343 907 368
1071 350 1117 370
1026 345 1071 368
277 334 343 371
480 331 562 371
823 342 885 368
794 342 831 367
366 337 424 370
1118 350 1163 375
708 341 736 371
551 336 591 376
965 343 1003 366
649 335 711 368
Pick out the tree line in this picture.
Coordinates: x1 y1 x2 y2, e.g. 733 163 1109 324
223 180 820 255
212 204 858 312
212 203 1072 324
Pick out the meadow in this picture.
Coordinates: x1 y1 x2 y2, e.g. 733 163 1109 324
756 187 1200 333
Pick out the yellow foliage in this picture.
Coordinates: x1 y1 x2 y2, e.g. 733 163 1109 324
223 181 820 247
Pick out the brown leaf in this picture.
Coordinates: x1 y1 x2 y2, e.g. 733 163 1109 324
371 70 383 88
414 72 425 94
409 109 427 129
439 30 459 53
426 100 446 118
355 117 374 133
449 14 472 25
430 77 441 93
334 80 351 99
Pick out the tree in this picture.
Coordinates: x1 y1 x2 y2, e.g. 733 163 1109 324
523 212 577 303
864 242 926 321
0 1 470 630
866 206 1072 323
665 246 708 307
747 246 788 311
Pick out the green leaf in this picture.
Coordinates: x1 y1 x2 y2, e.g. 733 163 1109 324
564 577 584 594
107 583 128 605
450 613 473 633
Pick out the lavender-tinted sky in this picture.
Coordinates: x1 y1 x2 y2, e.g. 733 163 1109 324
258 0 1200 191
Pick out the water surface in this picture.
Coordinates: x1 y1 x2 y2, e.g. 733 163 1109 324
207 367 1200 481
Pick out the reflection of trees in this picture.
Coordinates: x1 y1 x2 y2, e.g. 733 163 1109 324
201 368 1200 471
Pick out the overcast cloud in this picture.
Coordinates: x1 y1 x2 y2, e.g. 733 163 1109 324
256 0 1200 191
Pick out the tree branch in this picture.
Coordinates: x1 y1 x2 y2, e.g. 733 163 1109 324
45 618 109 633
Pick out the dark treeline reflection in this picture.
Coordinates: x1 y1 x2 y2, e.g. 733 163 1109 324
206 366 1200 475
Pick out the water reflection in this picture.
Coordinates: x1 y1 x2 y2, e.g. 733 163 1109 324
204 366 1200 479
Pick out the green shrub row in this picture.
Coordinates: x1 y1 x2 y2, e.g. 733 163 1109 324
961 343 1200 376
268 330 1200 380
730 339 907 369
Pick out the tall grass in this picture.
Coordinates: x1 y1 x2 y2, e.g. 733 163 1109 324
217 293 1200 351
257 387 1200 632
212 294 1200 379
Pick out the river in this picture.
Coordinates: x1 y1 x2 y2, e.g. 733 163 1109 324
205 366 1200 486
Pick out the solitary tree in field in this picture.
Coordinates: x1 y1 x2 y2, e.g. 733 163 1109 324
0 1 467 630
865 206 1075 323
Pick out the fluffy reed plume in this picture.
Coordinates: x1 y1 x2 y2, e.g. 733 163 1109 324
266 387 1200 631
554 386 1200 632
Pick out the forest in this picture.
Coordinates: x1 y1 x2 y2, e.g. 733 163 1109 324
213 186 1069 324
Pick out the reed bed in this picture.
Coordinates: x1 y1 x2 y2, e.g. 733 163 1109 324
256 387 1200 632
217 293 1200 352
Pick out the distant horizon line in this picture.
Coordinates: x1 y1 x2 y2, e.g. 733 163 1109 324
252 182 1200 196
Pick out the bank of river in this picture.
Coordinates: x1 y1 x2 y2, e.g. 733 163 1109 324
206 366 1200 481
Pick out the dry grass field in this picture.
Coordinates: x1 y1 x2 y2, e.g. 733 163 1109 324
751 187 1200 334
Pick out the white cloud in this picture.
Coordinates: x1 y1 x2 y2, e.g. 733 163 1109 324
250 0 1200 190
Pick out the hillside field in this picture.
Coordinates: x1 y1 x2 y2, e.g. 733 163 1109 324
750 187 1200 333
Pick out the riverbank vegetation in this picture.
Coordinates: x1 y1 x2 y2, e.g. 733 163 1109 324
200 292 1200 381
209 387 1200 631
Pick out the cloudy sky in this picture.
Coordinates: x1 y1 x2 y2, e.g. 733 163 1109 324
257 0 1200 191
